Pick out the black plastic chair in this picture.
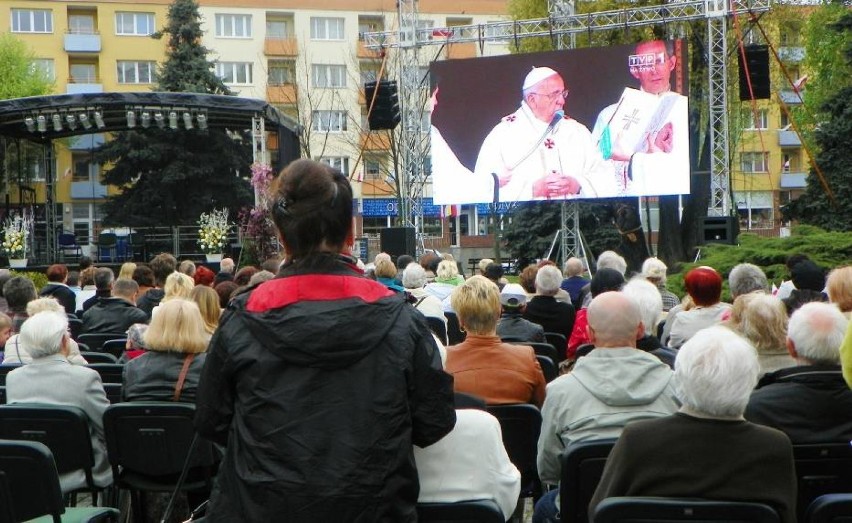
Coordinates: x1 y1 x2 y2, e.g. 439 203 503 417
417 499 505 522
0 404 107 505
81 351 118 364
426 316 449 346
0 439 118 522
523 342 560 364
0 365 20 386
536 354 558 383
805 493 852 523
486 404 543 502
794 443 852 521
0 471 14 523
559 438 617 523
593 496 780 523
102 383 123 405
86 364 125 384
544 332 567 362
68 317 84 341
0 387 5 405
96 232 118 262
445 311 466 345
129 232 146 261
100 339 128 360
77 333 126 351
103 403 216 520
454 392 487 410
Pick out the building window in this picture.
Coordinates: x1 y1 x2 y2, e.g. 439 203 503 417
11 9 53 33
310 17 345 40
68 13 96 35
72 203 104 246
312 111 348 132
735 191 774 230
70 63 97 84
216 62 253 85
362 216 390 237
365 158 382 178
740 152 768 173
742 108 768 130
215 14 252 38
267 60 293 85
312 64 346 88
358 16 383 39
115 12 155 36
319 156 349 173
266 16 290 38
31 59 55 81
117 61 157 84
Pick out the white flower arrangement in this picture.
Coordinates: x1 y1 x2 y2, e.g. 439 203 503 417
2 210 32 259
198 208 231 254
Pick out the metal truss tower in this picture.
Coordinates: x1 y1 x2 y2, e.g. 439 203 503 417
365 0 770 248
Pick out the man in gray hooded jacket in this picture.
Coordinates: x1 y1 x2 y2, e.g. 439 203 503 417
533 291 679 521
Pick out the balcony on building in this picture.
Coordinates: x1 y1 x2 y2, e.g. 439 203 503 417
360 131 391 151
358 16 385 58
444 18 476 60
779 90 803 105
778 129 802 147
66 80 103 94
64 32 101 53
71 180 108 199
265 14 297 56
778 46 805 63
264 37 298 56
780 171 808 190
68 134 105 151
267 83 297 104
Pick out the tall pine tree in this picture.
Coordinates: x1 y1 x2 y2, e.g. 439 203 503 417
95 0 252 227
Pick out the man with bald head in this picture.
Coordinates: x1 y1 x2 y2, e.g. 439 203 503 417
533 291 679 521
475 66 614 202
591 39 689 197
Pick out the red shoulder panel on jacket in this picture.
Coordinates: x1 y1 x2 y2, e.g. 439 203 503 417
245 274 395 312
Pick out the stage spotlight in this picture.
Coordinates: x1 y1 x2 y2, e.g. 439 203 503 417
94 111 105 129
126 111 136 128
154 112 165 129
25 117 36 133
52 114 62 132
182 112 193 129
79 113 92 130
168 111 178 130
65 114 77 130
197 113 208 130
37 115 47 132
141 112 151 128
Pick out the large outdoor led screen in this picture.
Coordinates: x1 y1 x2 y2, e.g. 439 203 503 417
429 39 690 205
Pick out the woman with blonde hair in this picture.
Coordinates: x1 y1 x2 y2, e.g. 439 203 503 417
826 265 852 316
190 285 221 335
728 293 794 376
151 271 194 317
123 299 209 402
118 262 137 280
424 259 463 311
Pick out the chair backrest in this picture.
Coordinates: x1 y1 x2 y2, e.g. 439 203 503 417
445 311 467 345
805 493 852 523
544 332 567 362
794 443 852 521
98 232 117 247
0 471 15 523
0 387 5 405
100 339 129 359
560 438 618 523
103 402 215 480
0 439 65 522
454 392 487 410
593 497 780 523
486 403 542 498
58 232 77 247
0 365 21 387
0 404 96 485
102 383 123 404
536 354 557 383
417 499 505 523
86 363 125 384
77 332 126 351
81 351 118 364
68 317 84 340
425 316 448 346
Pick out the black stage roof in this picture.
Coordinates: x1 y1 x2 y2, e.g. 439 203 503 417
0 91 298 142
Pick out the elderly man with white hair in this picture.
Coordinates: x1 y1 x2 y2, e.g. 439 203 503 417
533 291 678 522
6 311 112 493
745 302 852 443
590 325 796 523
402 263 447 330
474 66 614 202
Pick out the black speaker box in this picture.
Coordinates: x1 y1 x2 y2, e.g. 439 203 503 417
702 216 738 245
738 45 770 100
380 227 416 258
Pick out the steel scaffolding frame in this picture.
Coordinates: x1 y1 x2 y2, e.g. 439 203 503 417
366 0 771 250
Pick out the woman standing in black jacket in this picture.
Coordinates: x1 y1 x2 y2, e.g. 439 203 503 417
195 159 456 522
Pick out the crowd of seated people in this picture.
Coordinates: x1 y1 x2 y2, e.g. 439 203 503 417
0 162 850 522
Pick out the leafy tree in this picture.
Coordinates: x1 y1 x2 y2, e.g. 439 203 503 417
0 33 54 100
95 0 252 226
783 10 852 231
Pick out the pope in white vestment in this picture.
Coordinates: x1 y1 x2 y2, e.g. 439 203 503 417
474 67 616 202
